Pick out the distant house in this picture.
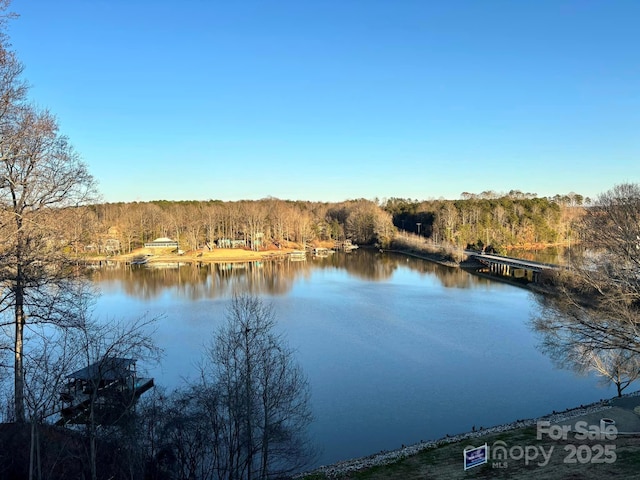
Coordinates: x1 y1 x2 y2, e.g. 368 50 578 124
103 238 121 254
84 238 120 255
144 237 179 249
217 238 247 249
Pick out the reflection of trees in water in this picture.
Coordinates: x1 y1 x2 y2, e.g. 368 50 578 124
309 250 398 281
387 253 493 289
90 260 308 300
89 250 495 300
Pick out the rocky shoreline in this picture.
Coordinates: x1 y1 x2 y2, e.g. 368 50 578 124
296 396 626 478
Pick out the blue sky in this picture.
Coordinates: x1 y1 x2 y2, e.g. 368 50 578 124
8 0 639 203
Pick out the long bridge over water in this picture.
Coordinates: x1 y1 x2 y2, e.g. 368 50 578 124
465 252 562 284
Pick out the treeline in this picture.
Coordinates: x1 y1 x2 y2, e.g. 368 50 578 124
73 192 585 256
383 191 585 252
532 183 640 397
76 198 395 254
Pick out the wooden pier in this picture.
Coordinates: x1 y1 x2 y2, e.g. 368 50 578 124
288 250 307 261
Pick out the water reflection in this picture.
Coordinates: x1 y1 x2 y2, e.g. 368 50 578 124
91 247 615 467
90 250 496 301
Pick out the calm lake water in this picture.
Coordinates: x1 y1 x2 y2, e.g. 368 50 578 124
90 249 614 467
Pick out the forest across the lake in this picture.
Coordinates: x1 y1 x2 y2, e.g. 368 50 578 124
67 192 586 259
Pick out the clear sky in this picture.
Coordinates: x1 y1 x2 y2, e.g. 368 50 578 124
7 0 639 203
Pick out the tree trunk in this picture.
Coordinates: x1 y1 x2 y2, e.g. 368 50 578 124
261 392 269 480
29 421 35 480
90 396 97 480
245 328 253 480
15 276 25 422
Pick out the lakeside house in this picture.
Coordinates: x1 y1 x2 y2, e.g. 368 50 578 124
103 238 121 254
217 233 264 250
84 236 121 255
217 238 247 248
144 237 179 249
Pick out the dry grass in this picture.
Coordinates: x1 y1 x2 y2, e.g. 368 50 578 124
389 234 465 264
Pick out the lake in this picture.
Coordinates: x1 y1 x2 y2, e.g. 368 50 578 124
90 249 614 467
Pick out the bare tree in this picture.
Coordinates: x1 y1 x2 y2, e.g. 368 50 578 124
196 294 315 480
0 7 97 422
243 201 266 251
22 324 83 480
67 314 161 480
535 327 640 398
577 347 640 397
151 386 218 480
533 183 640 388
0 275 159 480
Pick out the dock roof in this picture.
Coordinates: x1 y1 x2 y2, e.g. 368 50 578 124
66 357 136 381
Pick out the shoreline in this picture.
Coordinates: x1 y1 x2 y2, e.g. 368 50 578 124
298 391 640 478
82 247 300 265
382 248 460 268
83 240 566 268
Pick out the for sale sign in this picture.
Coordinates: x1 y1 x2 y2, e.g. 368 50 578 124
464 443 488 470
